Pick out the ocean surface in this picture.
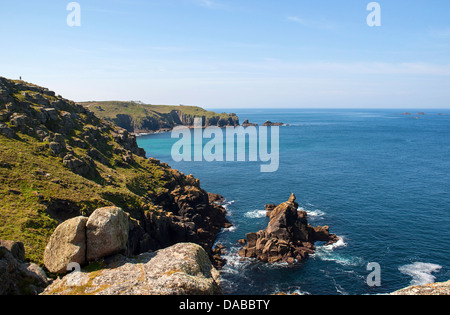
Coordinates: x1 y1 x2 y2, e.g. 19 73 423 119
137 109 450 295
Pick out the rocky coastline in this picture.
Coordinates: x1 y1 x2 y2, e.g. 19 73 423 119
1 77 447 296
81 101 240 134
0 77 231 294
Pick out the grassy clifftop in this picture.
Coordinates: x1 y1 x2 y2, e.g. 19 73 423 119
0 78 230 265
80 101 240 133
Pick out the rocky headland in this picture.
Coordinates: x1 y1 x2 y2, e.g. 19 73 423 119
80 101 240 134
0 77 232 294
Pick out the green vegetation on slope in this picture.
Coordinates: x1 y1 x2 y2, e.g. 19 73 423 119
0 78 229 265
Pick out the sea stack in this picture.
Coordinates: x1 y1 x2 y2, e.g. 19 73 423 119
238 194 339 264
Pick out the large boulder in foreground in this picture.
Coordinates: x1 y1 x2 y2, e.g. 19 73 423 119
43 207 130 274
238 194 339 264
86 207 129 262
41 243 222 295
44 216 88 274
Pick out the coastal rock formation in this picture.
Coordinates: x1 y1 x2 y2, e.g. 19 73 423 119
0 240 50 295
262 120 284 126
242 119 258 127
41 243 222 295
238 194 339 264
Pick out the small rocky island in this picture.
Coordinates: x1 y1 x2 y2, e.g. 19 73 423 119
238 194 339 264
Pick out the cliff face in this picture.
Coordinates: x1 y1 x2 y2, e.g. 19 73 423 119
0 77 230 266
80 101 240 133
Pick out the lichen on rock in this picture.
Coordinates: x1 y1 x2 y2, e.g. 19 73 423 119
41 243 222 295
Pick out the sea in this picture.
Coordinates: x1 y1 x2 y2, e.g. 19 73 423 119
136 109 450 295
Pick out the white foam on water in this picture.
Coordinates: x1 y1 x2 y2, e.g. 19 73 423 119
244 209 267 219
222 200 235 209
220 248 253 275
324 237 347 251
312 237 363 267
398 262 442 286
222 200 235 216
298 206 326 218
307 209 327 218
222 225 237 233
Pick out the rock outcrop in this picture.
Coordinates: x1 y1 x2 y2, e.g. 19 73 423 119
0 240 50 295
262 120 284 126
238 194 339 264
81 101 240 134
242 119 258 127
41 243 222 295
44 207 130 274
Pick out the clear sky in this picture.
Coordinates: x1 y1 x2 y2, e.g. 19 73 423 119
1 0 450 108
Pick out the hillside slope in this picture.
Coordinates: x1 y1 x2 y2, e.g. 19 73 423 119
0 77 230 265
80 101 240 133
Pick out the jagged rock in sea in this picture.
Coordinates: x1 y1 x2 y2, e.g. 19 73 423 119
262 120 284 126
242 119 258 127
238 194 339 264
41 243 222 295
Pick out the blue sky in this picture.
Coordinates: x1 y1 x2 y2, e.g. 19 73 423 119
1 0 450 108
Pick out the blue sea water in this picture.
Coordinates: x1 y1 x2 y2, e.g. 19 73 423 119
137 109 450 295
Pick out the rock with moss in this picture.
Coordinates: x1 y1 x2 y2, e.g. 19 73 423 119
41 243 222 295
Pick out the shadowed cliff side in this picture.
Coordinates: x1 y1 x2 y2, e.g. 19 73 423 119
80 101 240 134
